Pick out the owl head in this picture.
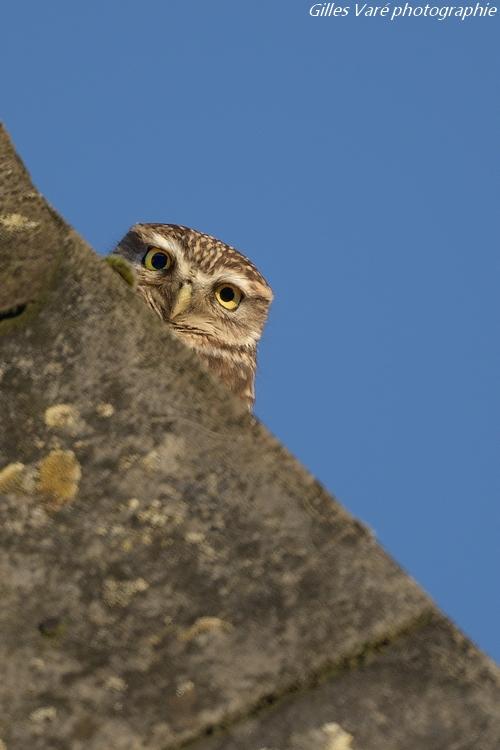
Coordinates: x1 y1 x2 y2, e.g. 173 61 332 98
112 223 273 409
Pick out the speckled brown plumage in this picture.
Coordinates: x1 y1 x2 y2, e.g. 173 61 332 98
112 224 273 410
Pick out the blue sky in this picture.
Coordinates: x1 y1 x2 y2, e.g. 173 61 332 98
2 1 498 661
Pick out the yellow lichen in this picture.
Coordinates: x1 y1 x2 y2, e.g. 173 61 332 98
102 577 149 607
29 706 57 723
37 450 81 509
291 723 355 750
175 680 195 697
185 531 205 544
0 462 26 494
44 403 81 433
96 402 114 418
104 675 127 692
136 500 169 528
0 213 39 232
178 617 233 643
321 723 355 750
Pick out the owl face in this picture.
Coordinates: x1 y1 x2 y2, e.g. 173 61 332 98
114 223 272 346
113 223 273 409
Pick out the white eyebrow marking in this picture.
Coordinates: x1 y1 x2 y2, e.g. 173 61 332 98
147 232 191 278
148 232 181 254
210 270 271 298
188 268 262 298
211 272 255 295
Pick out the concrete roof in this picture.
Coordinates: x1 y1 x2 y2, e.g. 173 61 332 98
1 123 499 750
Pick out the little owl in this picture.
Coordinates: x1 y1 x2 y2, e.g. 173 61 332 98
112 224 273 411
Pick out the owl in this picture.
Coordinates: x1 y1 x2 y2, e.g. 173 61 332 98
112 224 273 411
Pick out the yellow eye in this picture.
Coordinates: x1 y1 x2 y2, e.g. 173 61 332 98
142 247 173 271
214 284 242 311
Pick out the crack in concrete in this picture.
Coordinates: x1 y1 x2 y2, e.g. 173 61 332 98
0 302 28 320
171 607 436 750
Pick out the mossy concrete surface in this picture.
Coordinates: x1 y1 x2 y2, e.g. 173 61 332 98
0 123 499 749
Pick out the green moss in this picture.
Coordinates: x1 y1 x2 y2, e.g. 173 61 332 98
104 255 137 288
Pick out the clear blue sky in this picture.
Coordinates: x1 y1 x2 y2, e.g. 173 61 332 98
2 1 498 661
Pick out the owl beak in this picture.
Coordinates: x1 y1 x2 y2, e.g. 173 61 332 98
170 283 192 320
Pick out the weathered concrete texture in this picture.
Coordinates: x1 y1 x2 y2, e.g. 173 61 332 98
0 123 498 750
195 615 500 750
0 132 65 322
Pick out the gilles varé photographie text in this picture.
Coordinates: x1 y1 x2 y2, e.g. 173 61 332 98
309 0 497 18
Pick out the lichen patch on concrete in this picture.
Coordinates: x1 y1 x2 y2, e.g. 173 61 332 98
29 706 57 723
96 401 115 418
322 723 356 750
175 679 195 697
185 530 206 544
44 403 84 435
102 577 149 607
291 723 356 750
0 212 39 232
178 617 233 643
136 499 169 528
36 449 82 509
0 462 27 494
104 675 127 692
